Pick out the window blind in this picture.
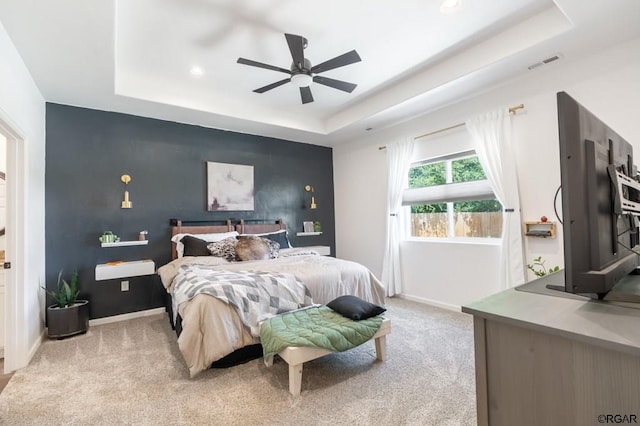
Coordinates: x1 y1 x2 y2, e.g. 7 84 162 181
402 179 495 206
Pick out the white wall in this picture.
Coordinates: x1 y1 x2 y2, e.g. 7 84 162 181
334 37 640 309
334 143 388 278
0 20 46 370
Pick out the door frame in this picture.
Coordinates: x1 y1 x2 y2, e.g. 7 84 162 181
0 110 27 374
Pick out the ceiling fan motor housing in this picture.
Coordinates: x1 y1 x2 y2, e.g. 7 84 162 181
291 58 312 74
290 58 312 87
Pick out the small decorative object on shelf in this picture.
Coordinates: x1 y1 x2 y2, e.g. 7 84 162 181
524 221 556 238
99 231 120 244
313 221 321 232
138 230 148 241
303 221 314 233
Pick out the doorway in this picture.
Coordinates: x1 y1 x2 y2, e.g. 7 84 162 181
0 113 25 375
0 132 5 360
0 132 10 386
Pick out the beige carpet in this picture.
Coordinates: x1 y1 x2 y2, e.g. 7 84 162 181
0 298 477 425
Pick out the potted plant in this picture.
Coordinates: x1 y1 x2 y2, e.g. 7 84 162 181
44 270 89 338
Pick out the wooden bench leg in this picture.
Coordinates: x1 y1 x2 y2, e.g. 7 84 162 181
289 363 303 396
264 355 274 367
375 335 387 361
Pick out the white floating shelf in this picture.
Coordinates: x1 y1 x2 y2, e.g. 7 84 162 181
297 232 322 236
95 259 155 281
101 240 149 247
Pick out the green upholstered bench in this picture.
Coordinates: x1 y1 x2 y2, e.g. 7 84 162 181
263 317 391 396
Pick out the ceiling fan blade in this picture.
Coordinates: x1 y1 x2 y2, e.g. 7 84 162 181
285 33 306 69
254 78 291 93
312 76 357 93
237 58 291 75
300 86 314 104
310 50 361 74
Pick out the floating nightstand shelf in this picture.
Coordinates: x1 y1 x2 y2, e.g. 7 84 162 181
297 232 322 236
524 221 556 238
100 240 149 247
95 259 155 281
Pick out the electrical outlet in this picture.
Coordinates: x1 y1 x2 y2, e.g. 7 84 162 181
121 280 129 292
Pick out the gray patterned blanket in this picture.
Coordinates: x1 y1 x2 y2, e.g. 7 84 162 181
172 265 313 337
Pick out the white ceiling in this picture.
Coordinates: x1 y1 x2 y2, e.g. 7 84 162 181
1 0 639 146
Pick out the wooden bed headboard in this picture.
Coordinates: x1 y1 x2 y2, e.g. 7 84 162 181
170 219 234 260
170 218 286 260
235 219 285 234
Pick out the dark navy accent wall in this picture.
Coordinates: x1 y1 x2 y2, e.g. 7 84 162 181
45 103 335 319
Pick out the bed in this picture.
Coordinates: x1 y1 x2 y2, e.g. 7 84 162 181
157 219 386 377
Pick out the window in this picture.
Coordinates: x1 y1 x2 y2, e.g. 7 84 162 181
405 151 502 238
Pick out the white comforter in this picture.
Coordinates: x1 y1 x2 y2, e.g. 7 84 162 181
158 252 385 377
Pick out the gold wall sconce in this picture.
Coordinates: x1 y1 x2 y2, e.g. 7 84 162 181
304 185 317 209
121 174 132 208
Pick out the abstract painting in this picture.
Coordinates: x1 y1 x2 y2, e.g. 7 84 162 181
206 161 254 211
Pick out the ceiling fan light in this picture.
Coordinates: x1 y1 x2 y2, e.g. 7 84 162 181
290 73 313 88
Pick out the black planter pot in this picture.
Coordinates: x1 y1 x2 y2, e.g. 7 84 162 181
46 300 90 339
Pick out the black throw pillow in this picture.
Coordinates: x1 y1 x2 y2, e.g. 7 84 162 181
327 295 386 320
262 231 292 249
180 235 211 257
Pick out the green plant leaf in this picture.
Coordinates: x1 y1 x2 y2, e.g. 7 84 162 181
46 269 80 308
528 256 560 278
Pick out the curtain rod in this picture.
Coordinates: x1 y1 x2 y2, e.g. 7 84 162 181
378 103 525 150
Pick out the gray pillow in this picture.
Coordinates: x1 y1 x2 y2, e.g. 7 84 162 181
261 230 292 249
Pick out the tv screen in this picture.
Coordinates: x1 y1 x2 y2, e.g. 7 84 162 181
557 91 640 298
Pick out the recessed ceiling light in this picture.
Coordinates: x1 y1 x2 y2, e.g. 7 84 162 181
190 66 204 77
440 0 461 14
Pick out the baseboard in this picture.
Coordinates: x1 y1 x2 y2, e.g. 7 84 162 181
27 329 45 365
396 294 462 312
89 307 166 327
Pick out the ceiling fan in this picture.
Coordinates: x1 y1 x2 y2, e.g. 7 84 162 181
237 33 361 104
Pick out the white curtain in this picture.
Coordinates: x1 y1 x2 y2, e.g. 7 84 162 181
466 109 525 290
381 137 414 296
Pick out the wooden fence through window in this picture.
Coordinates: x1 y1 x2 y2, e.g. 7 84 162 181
411 212 503 238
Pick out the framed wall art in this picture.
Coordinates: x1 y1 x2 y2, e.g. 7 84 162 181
206 161 254 211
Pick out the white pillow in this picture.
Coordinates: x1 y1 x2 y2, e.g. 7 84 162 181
171 231 239 258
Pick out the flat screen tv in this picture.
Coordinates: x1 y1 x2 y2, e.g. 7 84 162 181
556 91 640 299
